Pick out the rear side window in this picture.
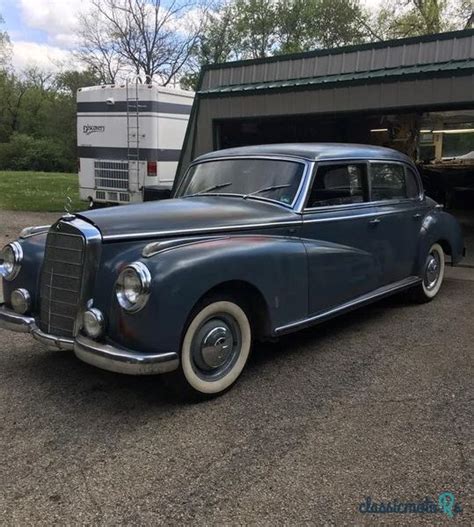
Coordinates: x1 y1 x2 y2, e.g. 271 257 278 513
307 163 368 208
370 163 406 201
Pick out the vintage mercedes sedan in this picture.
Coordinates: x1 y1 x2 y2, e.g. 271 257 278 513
0 144 465 397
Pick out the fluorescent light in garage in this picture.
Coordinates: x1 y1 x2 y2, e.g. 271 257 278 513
432 129 474 134
370 128 388 132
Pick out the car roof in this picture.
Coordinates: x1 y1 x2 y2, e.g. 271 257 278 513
194 143 412 163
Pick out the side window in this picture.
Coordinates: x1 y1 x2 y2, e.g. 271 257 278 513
307 163 368 208
405 167 420 199
370 163 406 201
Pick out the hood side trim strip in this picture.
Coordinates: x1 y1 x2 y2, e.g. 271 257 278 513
102 220 302 241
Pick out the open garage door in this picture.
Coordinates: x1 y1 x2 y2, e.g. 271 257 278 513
215 109 474 267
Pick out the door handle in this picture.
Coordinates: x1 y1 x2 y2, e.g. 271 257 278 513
369 218 381 225
413 213 422 219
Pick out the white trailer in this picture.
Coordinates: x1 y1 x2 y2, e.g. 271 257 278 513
77 83 194 205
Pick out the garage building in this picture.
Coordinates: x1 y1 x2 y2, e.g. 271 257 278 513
176 28 474 264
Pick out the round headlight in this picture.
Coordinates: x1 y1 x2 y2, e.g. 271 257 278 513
11 288 31 314
83 308 105 339
115 262 151 313
0 242 23 281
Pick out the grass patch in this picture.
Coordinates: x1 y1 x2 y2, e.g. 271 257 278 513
0 171 86 212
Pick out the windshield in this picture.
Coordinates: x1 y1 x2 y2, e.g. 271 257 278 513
178 158 305 206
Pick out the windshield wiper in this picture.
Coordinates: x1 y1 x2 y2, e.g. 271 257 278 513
243 184 291 199
183 182 232 198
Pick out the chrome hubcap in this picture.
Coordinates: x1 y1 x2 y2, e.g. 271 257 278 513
201 325 233 368
192 317 239 376
424 252 441 290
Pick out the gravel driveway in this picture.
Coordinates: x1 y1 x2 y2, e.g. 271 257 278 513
1 210 472 525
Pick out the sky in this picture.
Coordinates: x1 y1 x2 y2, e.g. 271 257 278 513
1 0 384 72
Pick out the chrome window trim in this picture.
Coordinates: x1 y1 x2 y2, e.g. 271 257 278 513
302 159 424 214
368 159 424 202
302 159 370 212
174 155 312 211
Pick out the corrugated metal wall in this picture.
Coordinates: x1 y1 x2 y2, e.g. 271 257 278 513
201 32 474 90
176 30 474 183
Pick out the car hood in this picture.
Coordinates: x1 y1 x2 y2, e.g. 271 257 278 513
77 197 299 241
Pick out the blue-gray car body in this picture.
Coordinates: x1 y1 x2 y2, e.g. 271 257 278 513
0 144 465 378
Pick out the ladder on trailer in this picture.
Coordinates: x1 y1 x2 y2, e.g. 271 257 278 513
125 79 144 197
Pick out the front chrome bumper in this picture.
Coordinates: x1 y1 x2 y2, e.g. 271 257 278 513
0 304 179 375
0 303 73 350
74 335 179 375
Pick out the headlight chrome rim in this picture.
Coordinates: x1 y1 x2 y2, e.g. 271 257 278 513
11 288 31 314
116 262 151 313
83 308 105 339
0 241 23 281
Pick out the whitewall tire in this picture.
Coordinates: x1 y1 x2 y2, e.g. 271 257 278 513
410 243 445 302
422 243 445 298
180 300 252 395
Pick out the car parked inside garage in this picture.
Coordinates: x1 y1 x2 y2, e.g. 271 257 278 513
0 144 465 397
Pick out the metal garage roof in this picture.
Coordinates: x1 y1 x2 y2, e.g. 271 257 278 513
199 58 474 96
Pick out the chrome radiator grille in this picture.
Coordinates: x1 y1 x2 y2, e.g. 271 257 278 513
94 160 129 190
39 230 85 337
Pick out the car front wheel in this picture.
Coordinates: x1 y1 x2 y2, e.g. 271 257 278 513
410 243 445 303
179 298 252 397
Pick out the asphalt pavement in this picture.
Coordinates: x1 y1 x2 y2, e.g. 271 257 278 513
0 210 472 525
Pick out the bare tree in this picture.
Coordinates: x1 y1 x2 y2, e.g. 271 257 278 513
0 14 12 69
76 11 125 84
77 0 209 85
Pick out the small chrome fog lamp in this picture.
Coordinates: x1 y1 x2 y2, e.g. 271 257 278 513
11 288 31 314
83 308 105 339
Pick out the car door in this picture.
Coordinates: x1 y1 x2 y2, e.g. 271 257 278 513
368 161 425 286
301 161 381 316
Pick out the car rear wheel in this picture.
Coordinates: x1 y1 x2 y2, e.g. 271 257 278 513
179 298 252 397
410 243 445 303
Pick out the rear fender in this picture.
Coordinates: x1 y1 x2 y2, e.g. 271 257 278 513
416 209 464 274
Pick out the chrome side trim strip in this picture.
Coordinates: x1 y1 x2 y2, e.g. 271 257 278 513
302 207 427 224
74 334 179 375
275 276 422 335
103 220 302 241
143 235 229 258
20 225 51 239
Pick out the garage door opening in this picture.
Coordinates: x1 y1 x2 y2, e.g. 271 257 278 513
214 110 474 266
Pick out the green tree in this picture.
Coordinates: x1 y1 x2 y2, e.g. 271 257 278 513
277 0 368 53
375 0 471 39
0 67 101 172
183 0 370 89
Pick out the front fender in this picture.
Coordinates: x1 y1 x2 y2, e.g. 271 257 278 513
1 233 47 309
416 209 464 274
104 235 308 355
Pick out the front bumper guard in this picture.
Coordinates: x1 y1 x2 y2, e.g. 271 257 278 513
0 304 179 375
